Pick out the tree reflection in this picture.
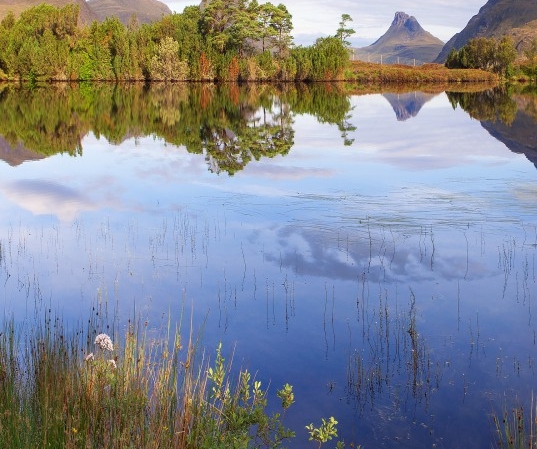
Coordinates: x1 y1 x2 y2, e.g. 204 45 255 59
447 86 537 168
446 87 518 125
0 82 357 173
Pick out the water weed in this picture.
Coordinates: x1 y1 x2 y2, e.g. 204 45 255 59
493 400 537 449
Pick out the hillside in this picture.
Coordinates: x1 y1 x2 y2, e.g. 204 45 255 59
435 0 537 62
354 12 444 65
0 0 97 24
0 0 171 25
87 0 171 25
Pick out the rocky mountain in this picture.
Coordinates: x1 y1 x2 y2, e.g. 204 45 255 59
435 0 537 62
87 0 171 25
0 0 171 25
0 0 97 24
353 12 444 65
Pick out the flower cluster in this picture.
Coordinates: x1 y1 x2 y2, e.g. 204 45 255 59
94 333 114 352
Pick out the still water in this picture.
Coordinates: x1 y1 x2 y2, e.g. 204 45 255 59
0 83 536 448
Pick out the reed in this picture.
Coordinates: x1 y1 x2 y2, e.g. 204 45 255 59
0 308 298 449
493 399 537 449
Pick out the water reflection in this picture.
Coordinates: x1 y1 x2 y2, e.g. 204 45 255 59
346 290 441 414
261 221 489 284
382 91 437 121
0 83 537 449
2 83 536 174
0 83 354 174
447 87 537 167
0 179 97 222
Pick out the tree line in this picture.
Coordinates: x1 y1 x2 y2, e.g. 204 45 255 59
0 1 352 82
444 36 518 77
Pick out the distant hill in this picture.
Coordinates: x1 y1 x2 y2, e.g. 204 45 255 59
0 0 97 24
353 12 444 65
0 0 171 25
87 0 171 25
435 0 537 62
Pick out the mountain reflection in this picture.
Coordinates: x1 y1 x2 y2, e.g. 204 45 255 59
382 91 437 121
3 83 536 174
0 83 355 175
447 87 537 168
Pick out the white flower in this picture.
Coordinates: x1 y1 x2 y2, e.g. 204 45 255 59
84 352 94 362
94 333 114 352
108 359 117 369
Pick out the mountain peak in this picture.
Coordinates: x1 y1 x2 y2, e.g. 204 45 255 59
390 11 422 34
354 11 444 65
392 11 410 27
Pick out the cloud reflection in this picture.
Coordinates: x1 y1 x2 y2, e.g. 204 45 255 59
0 179 97 222
261 223 491 284
244 163 334 181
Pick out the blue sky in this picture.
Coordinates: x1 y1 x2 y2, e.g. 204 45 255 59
162 0 486 46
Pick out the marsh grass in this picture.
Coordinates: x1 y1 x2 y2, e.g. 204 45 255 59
346 60 499 84
0 308 296 449
494 400 537 449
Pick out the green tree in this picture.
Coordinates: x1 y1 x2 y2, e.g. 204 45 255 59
150 36 188 81
229 0 260 56
256 1 278 52
270 3 293 58
311 36 349 80
172 7 205 78
80 21 115 80
493 36 517 77
445 37 516 77
523 38 537 81
202 0 235 52
335 13 355 47
2 4 79 80
445 48 461 69
291 46 313 80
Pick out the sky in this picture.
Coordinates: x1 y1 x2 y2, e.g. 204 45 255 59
162 0 487 46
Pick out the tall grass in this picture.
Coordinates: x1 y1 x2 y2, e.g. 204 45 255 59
493 399 537 449
0 308 297 449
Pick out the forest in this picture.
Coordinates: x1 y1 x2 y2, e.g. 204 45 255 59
0 2 352 82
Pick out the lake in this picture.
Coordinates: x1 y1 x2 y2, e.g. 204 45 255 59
0 82 536 448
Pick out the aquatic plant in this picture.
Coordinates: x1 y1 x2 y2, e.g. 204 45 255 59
493 402 537 449
0 309 302 449
305 416 344 449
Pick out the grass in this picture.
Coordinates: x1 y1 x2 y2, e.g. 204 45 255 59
493 399 537 449
345 60 499 85
0 307 304 449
